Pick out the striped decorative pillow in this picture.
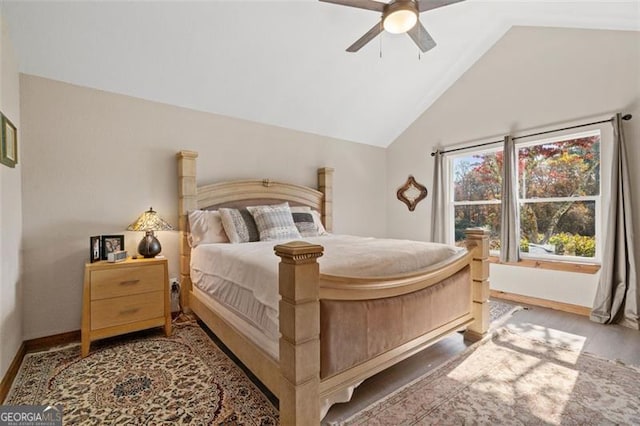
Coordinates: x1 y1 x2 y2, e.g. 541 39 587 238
292 212 318 237
290 206 328 236
246 203 301 241
219 208 260 243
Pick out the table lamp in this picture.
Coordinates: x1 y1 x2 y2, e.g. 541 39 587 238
127 207 174 258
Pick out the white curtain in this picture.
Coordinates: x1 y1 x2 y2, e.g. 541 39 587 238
431 150 446 243
591 113 638 329
500 136 520 262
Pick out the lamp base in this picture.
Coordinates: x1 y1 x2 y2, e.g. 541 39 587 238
138 230 162 258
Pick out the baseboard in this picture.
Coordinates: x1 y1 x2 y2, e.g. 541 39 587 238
491 290 591 316
0 330 80 404
24 330 80 353
0 342 26 404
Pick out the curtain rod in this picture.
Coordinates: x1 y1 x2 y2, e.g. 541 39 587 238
430 113 633 157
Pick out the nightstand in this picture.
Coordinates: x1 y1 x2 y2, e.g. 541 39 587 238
81 257 171 357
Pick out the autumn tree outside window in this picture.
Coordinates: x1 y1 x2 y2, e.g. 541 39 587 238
449 130 601 261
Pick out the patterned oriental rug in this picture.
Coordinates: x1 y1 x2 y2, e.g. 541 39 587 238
5 324 278 425
5 300 519 425
343 327 640 425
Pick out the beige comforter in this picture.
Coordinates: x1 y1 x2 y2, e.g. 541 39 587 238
191 234 461 312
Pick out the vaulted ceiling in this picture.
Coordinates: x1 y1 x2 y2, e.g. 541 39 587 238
2 1 638 147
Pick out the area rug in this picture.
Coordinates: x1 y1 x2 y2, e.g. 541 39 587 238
488 298 521 326
343 328 640 425
5 324 278 425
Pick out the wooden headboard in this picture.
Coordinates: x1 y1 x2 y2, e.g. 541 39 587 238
176 150 334 310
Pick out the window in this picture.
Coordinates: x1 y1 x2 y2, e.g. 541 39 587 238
451 148 502 250
449 130 601 261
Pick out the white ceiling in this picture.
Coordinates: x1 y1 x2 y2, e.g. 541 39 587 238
2 1 639 147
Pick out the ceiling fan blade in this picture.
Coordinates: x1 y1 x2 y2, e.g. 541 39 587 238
319 0 386 12
346 21 384 52
418 0 465 13
407 21 437 53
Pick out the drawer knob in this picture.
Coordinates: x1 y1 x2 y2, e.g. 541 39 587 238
119 280 140 286
120 308 140 315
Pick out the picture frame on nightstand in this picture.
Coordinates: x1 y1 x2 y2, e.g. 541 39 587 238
90 236 101 263
100 235 124 260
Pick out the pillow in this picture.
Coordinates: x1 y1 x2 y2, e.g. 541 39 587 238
292 211 319 237
311 210 329 236
188 210 229 246
219 208 260 244
246 203 301 241
290 206 329 236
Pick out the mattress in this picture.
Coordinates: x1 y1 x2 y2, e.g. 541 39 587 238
191 285 279 359
190 234 462 349
190 268 279 344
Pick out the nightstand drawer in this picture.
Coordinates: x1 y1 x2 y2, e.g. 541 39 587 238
91 291 165 330
91 264 164 300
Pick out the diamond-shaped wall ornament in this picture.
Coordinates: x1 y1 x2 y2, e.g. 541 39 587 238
397 175 428 212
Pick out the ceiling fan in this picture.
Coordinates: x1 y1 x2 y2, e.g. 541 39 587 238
320 0 464 53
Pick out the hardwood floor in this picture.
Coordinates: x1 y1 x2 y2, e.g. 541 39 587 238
322 299 640 424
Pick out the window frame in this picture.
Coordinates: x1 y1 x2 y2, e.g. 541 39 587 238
447 145 503 249
446 128 606 265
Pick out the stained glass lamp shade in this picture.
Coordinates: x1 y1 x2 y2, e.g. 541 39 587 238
127 207 174 258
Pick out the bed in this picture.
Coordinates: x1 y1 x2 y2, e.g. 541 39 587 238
176 150 490 425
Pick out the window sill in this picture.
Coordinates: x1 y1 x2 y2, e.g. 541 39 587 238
488 256 601 274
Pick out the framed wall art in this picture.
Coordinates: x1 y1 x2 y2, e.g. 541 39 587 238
397 175 428 212
0 113 17 168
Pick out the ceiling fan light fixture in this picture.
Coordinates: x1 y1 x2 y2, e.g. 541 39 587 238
324 0 458 53
383 3 418 34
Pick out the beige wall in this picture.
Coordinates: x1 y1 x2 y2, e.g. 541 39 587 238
386 27 640 307
0 13 22 378
19 75 387 339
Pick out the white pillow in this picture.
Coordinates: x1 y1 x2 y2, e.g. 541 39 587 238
312 210 329 235
246 203 301 241
188 210 229 246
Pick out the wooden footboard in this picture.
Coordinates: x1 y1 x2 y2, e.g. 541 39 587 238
274 229 489 425
176 150 490 425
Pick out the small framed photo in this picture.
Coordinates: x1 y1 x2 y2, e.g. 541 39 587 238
101 235 124 260
0 113 17 168
90 236 101 263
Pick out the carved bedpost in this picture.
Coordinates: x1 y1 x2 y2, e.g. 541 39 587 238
463 228 490 342
274 241 324 426
318 167 334 232
177 150 198 312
